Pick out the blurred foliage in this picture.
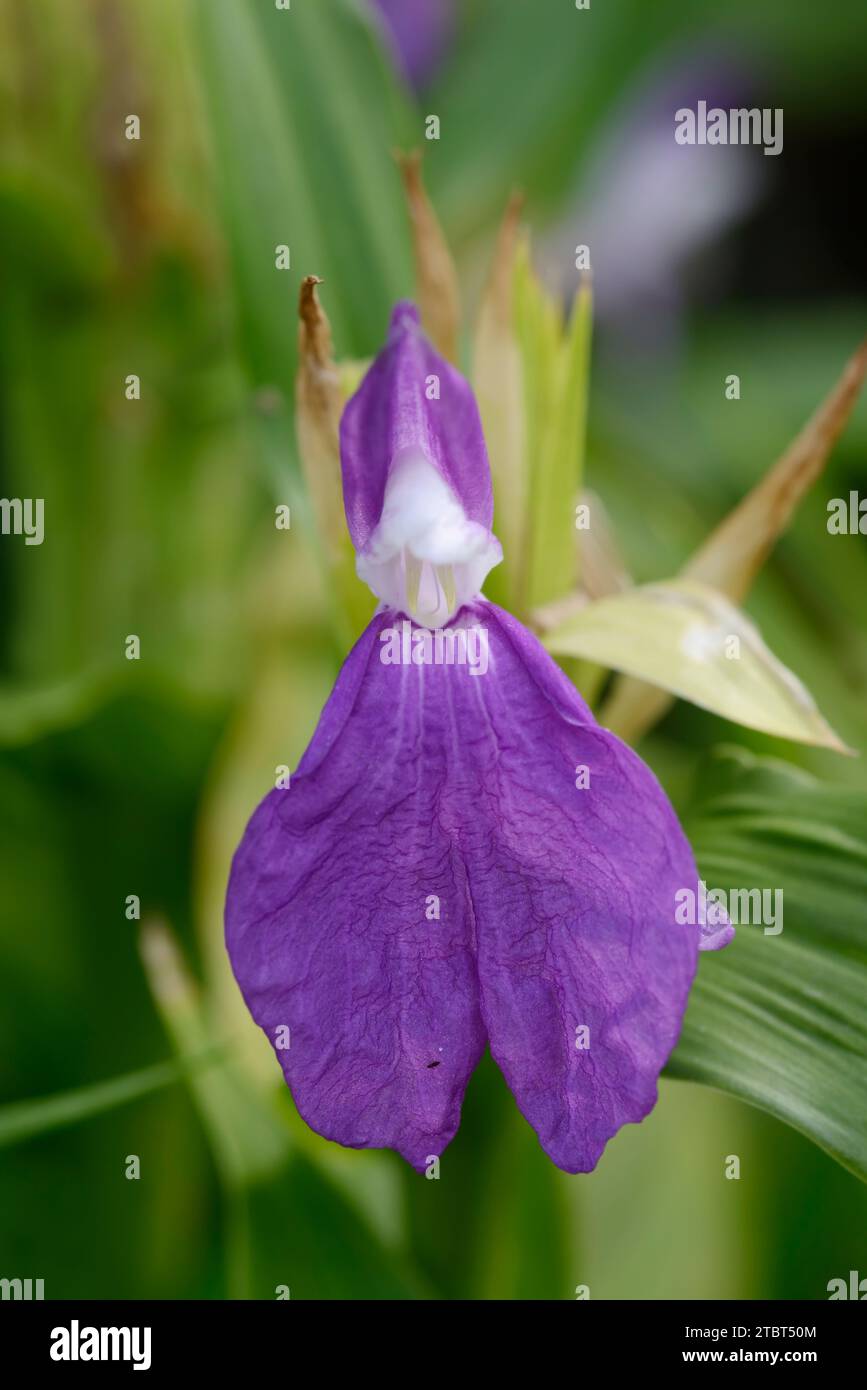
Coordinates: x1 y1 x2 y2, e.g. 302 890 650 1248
671 748 867 1183
1 0 866 1300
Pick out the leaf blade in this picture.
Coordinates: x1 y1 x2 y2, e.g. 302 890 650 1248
666 748 867 1183
0 1054 216 1151
544 579 847 751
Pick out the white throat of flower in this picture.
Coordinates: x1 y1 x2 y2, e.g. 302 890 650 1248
356 450 501 629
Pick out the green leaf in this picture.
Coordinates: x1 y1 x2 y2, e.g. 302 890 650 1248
231 1153 428 1300
513 246 592 610
472 200 527 610
667 747 867 1182
0 1054 216 1151
0 161 114 291
194 635 337 1091
402 1053 574 1299
427 0 680 244
595 334 866 744
0 669 115 747
195 0 413 400
140 919 426 1298
544 578 847 751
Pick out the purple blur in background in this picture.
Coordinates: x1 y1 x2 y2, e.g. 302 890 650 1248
540 51 764 348
368 0 456 88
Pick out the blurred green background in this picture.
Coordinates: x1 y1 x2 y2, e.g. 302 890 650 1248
1 0 866 1300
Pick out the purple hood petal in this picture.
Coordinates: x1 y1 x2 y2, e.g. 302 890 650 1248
226 602 724 1173
341 302 494 549
341 303 501 628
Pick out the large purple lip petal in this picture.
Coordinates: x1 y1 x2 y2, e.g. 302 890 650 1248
226 601 710 1172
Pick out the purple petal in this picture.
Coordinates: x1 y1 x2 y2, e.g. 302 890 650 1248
341 303 494 553
227 602 716 1172
225 614 487 1171
461 606 704 1172
367 0 455 90
700 916 735 951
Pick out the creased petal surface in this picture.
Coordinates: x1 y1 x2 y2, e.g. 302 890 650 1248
459 606 702 1172
225 615 487 1171
226 602 712 1172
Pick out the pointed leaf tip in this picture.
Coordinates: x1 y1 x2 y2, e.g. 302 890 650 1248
295 275 345 557
601 338 867 741
298 274 332 365
688 335 867 601
483 190 526 326
396 148 461 362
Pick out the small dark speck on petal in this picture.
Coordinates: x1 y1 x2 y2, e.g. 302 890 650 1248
427 1061 441 1068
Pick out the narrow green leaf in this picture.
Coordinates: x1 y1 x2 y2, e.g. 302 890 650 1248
515 247 592 610
194 635 337 1091
0 1054 216 1151
514 244 558 608
139 920 290 1187
196 0 413 404
139 920 426 1298
427 0 672 243
231 1153 429 1300
0 669 116 747
257 0 415 349
402 1054 573 1300
544 579 847 751
597 334 867 743
473 196 527 610
534 276 591 600
667 747 867 1182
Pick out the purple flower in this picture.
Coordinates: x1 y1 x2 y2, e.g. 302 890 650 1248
539 51 762 350
226 304 732 1173
367 0 455 90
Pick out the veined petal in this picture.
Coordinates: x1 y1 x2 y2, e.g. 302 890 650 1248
225 614 486 1171
461 605 724 1172
226 601 724 1173
340 303 501 627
